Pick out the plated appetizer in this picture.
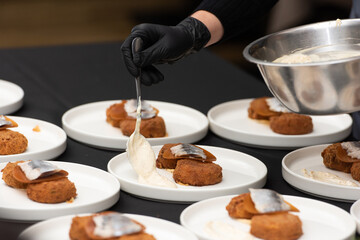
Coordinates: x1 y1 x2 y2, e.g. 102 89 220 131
225 188 302 240
302 141 360 186
248 97 313 135
0 115 28 155
69 211 156 240
106 99 166 138
156 143 222 186
1 160 77 203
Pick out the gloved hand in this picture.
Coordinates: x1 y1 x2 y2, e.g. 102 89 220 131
121 17 211 86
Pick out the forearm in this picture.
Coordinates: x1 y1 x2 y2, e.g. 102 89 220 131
191 10 224 47
194 0 278 41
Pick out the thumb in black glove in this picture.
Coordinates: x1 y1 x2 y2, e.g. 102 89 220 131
121 17 211 86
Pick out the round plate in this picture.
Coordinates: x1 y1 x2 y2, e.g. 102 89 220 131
180 195 356 240
282 144 360 202
0 161 120 221
18 213 198 240
0 80 24 114
62 100 209 150
207 99 352 149
107 145 267 203
0 116 67 163
350 199 360 234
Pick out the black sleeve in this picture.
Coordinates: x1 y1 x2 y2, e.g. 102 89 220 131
194 0 278 41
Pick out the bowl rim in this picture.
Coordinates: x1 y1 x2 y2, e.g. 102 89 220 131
243 18 360 67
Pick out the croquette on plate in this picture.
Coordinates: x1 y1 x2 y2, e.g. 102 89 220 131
0 129 28 155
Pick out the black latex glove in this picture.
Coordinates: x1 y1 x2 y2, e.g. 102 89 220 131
121 17 211 86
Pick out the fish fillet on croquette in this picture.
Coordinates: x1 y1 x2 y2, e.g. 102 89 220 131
0 129 28 155
248 97 282 120
69 212 156 240
321 143 352 173
1 161 28 189
27 177 77 203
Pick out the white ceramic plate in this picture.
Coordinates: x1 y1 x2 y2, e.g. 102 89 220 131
180 195 356 240
107 145 267 203
282 144 360 202
0 116 67 163
18 213 198 240
207 99 352 149
350 199 360 234
0 161 120 221
0 80 24 114
62 100 209 150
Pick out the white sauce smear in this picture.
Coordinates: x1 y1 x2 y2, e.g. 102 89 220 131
126 98 176 188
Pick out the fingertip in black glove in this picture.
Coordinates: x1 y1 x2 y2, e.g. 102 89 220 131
121 17 211 86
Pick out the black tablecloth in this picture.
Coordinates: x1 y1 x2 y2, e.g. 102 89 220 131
0 42 355 239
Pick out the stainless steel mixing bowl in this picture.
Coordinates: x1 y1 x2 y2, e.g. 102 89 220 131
243 19 360 115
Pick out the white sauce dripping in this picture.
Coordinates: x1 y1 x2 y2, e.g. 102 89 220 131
126 98 176 188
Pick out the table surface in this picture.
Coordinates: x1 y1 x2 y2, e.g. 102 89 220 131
0 42 356 239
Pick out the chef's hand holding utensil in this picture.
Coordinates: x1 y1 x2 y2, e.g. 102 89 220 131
121 17 211 86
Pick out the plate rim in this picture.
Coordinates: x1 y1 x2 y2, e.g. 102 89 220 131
207 98 353 149
62 100 209 150
107 144 267 202
0 79 24 114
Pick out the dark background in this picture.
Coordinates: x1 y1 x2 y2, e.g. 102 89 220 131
0 0 353 78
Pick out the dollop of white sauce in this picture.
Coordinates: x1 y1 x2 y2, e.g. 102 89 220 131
204 220 254 240
341 142 360 159
265 98 289 112
18 160 60 180
126 98 176 188
302 169 358 187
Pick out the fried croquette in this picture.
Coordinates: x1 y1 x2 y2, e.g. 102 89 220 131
248 97 282 120
120 116 166 138
0 129 28 155
226 193 254 219
156 143 216 169
351 162 360 181
250 213 303 240
321 143 352 173
69 213 156 240
27 177 77 203
106 102 129 127
269 113 313 135
69 215 93 240
173 159 222 186
156 143 179 169
1 161 28 189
